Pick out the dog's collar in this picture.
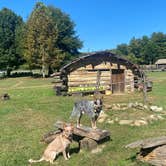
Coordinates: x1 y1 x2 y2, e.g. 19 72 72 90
62 133 73 142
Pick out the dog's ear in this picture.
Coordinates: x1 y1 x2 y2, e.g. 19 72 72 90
63 123 67 129
70 123 74 129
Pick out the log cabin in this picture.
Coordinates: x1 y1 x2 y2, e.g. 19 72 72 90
53 51 143 96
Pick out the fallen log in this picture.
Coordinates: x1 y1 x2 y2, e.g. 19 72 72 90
41 129 62 144
55 121 110 141
125 136 166 149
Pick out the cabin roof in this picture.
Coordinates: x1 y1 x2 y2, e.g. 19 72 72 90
60 51 142 76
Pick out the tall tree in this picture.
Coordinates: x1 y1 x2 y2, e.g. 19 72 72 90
24 2 57 77
0 8 24 76
48 6 83 56
24 2 83 77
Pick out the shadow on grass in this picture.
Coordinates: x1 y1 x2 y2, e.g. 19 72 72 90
126 153 150 166
126 153 137 162
70 146 80 155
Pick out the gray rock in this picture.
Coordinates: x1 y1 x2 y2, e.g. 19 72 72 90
119 120 133 125
131 120 148 126
150 106 163 112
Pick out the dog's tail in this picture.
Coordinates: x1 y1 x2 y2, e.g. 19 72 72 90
28 157 44 163
69 103 77 120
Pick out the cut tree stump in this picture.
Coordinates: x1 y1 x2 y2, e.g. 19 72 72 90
126 136 166 166
80 137 98 150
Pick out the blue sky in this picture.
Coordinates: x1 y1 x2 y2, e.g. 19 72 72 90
0 0 166 52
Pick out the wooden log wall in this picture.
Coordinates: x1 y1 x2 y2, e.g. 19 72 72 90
68 71 110 87
67 62 124 92
53 61 135 95
125 69 134 92
68 65 111 87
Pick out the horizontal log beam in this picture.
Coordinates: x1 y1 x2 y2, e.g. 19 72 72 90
68 81 110 86
68 77 110 82
54 121 110 141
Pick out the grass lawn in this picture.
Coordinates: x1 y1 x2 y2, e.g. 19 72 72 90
0 72 166 166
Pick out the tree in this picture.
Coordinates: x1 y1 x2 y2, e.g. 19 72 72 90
48 6 83 56
24 2 83 77
24 2 57 77
114 32 166 65
0 8 24 76
116 43 129 56
48 6 83 73
151 32 166 60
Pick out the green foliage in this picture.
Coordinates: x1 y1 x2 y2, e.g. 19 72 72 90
0 8 24 75
23 2 83 77
0 2 82 77
114 32 166 64
48 5 83 67
24 2 57 77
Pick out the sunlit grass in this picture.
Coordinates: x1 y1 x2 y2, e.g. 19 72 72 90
0 72 165 166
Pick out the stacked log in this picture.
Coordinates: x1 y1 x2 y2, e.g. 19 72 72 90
125 69 134 92
68 70 111 90
53 72 68 96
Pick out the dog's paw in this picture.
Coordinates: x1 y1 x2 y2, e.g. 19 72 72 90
76 124 82 128
67 154 71 158
92 126 97 130
28 159 32 163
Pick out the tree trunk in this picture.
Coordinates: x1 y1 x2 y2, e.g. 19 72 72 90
6 67 11 77
42 63 46 78
48 66 53 77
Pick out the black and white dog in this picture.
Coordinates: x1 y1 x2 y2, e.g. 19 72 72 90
70 98 103 129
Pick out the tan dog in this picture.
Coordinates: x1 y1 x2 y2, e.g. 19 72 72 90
29 123 74 164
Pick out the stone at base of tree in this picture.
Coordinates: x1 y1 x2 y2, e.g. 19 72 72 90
79 138 98 151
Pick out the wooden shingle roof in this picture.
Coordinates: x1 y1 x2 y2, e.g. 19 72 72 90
60 51 142 76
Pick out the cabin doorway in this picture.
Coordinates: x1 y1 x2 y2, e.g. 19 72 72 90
111 69 125 93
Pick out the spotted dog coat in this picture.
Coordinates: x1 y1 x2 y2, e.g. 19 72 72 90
70 99 103 129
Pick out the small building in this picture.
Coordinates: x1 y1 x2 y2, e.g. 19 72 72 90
53 51 143 95
155 59 166 70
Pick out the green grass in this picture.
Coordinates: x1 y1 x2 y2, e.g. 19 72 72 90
0 72 166 166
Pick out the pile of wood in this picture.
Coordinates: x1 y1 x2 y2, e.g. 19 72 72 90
126 136 166 166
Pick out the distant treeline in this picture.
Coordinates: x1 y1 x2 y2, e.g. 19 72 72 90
112 32 166 65
1 2 166 77
0 2 82 77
